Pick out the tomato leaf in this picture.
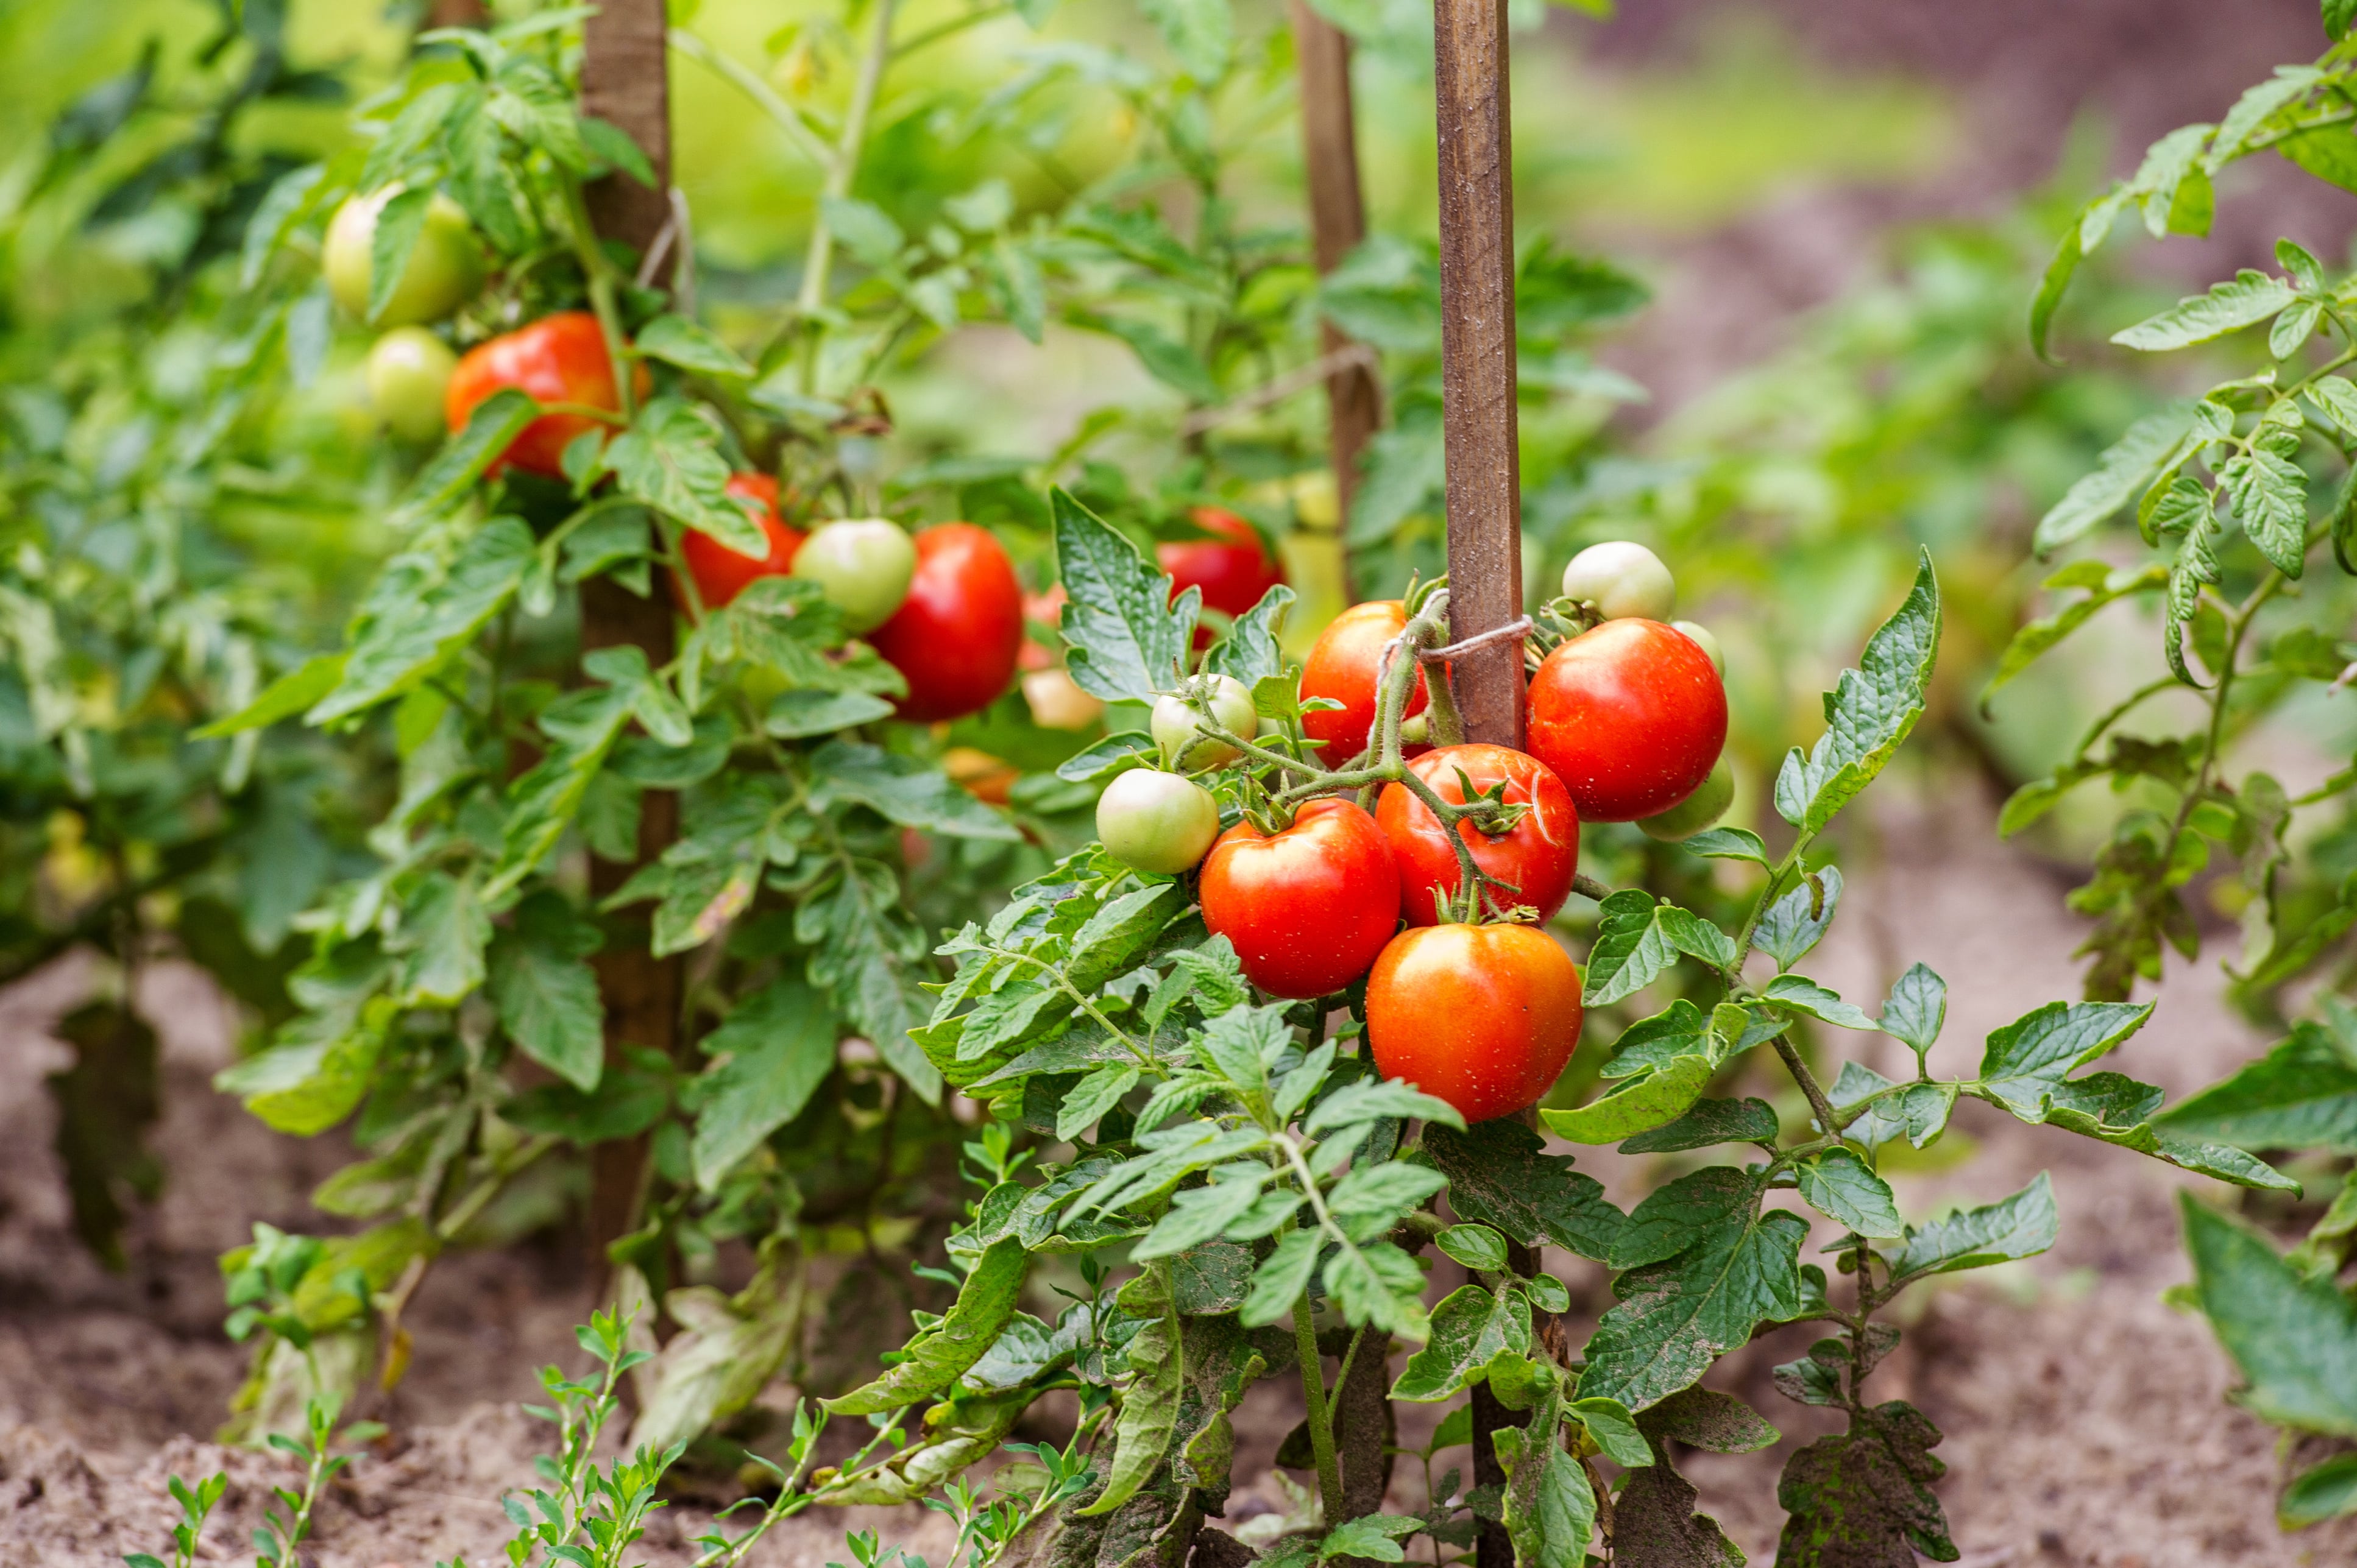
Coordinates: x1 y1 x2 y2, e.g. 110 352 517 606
1418 1118 1626 1262
1772 1401 1956 1567
825 1236 1030 1416
1054 486 1197 703
2153 1019 2357 1153
1773 553 1939 836
689 977 840 1187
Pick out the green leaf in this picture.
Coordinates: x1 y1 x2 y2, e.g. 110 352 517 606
409 389 537 515
1056 1062 1141 1142
1752 866 1843 970
1055 730 1157 783
1773 1401 1956 1567
605 397 765 556
690 978 839 1188
2029 191 2115 361
812 741 1020 841
1793 1149 1903 1238
821 194 905 268
1885 1173 2058 1285
2282 1451 2357 1527
1419 1118 1626 1262
1582 894 1727 1004
1773 554 1940 835
1138 0 1232 77
1434 1223 1509 1274
765 688 895 738
1077 1270 1183 1516
1302 1077 1464 1134
634 314 754 378
1763 975 1879 1032
193 651 346 738
1570 1396 1652 1469
1974 1000 2155 1118
578 111 657 186
2221 448 2311 578
1053 487 1195 703
1829 1063 1954 1153
2112 269 2297 351
1679 826 1769 866
2032 403 2196 553
1878 963 1946 1061
1240 1226 1324 1328
1982 563 2169 702
1205 583 1294 686
1543 1054 1716 1145
489 892 604 1091
1327 1161 1447 1235
312 519 536 723
1391 1283 1531 1401
1581 1181 1807 1410
826 1237 1030 1415
395 872 490 1005
1076 311 1221 401
2182 1193 2357 1437
2155 1020 2357 1153
365 184 432 324
1503 1376 1594 1568
1617 1097 1779 1155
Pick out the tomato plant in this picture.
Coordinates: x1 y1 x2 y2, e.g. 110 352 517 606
1200 797 1403 999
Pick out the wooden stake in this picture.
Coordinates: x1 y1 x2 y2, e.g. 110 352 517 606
1431 0 1523 751
1289 1 1383 551
578 0 681 1292
1431 6 1526 1564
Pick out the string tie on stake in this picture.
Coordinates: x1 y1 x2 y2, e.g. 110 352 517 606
1419 616 1531 663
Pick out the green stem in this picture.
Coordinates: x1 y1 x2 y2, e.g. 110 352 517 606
668 27 832 167
796 0 899 390
1292 1286 1347 1524
1773 1035 1844 1143
557 177 639 423
1728 839 1813 983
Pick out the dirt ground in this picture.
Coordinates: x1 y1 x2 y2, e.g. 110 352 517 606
1 784 2351 1568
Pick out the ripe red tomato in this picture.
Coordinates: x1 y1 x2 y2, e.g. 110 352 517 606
1375 744 1579 927
675 473 806 611
1526 619 1726 823
1300 600 1428 768
869 524 1024 722
1199 798 1400 999
1161 507 1285 647
1366 922 1582 1123
444 311 648 478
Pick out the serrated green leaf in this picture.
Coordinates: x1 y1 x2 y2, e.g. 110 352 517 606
1774 554 1940 835
1753 866 1843 970
489 892 604 1091
690 978 839 1188
1419 1119 1626 1262
2182 1193 2357 1437
410 388 537 515
1391 1283 1531 1401
812 741 1021 841
1763 975 1879 1032
1583 891 1681 1006
634 314 754 378
1793 1149 1903 1238
2154 1020 2357 1153
1581 1193 1807 1411
1205 582 1294 686
312 519 536 723
194 651 346 738
826 1237 1029 1415
2032 402 2196 552
2113 269 2296 351
1052 487 1194 702
2221 448 2311 577
1884 1173 2058 1284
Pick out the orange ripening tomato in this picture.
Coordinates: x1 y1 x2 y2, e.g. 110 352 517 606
1526 618 1726 822
674 473 806 611
1366 922 1582 1123
1160 507 1285 648
444 311 648 478
1300 600 1429 768
1199 799 1400 999
869 524 1025 723
1375 744 1579 926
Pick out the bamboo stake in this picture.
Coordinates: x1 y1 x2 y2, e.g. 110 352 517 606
578 0 682 1295
1431 5 1529 1564
1289 0 1382 563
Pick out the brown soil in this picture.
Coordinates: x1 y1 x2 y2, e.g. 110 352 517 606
2 786 2352 1567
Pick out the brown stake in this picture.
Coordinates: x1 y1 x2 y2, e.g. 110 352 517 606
1289 0 1383 557
1431 0 1523 752
578 0 681 1295
1431 5 1526 1564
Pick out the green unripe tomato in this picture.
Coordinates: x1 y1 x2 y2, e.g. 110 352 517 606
1671 619 1724 677
324 188 486 327
366 327 458 442
1151 674 1259 771
1561 540 1675 621
790 519 918 634
1097 768 1220 875
1637 755 1734 842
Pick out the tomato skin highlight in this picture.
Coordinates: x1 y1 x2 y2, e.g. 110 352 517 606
1526 618 1727 823
444 311 645 478
1366 922 1582 1124
1376 744 1579 926
1300 600 1429 768
1199 798 1400 1000
870 523 1026 723
1160 507 1284 648
675 473 806 611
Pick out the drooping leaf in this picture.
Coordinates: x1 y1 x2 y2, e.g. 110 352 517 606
1763 975 1879 1032
2182 1193 2357 1438
812 741 1022 840
1774 1401 1957 1568
826 1237 1030 1415
1543 1054 1716 1145
489 892 605 1091
1753 865 1844 970
1617 1097 1779 1155
2111 269 2297 351
311 519 537 723
605 397 766 556
1078 1267 1183 1515
690 978 840 1188
2155 1020 2357 1153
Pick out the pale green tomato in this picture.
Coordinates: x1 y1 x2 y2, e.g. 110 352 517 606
1561 540 1675 621
1671 619 1724 677
366 327 458 442
1097 768 1221 875
1151 674 1258 770
1638 756 1734 842
324 188 486 326
790 519 918 633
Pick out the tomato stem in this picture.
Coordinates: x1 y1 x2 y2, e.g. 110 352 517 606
1291 1269 1348 1523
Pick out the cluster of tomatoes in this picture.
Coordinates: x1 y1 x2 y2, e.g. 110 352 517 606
1096 540 1732 1123
327 187 1027 725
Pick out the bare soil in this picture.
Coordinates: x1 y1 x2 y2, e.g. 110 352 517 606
1 786 2351 1567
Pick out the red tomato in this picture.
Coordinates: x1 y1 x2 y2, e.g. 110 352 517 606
444 311 648 478
1526 619 1726 823
1161 508 1285 648
1366 922 1582 1123
1300 600 1428 768
675 473 806 611
870 524 1024 723
1199 799 1400 999
1375 744 1579 927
